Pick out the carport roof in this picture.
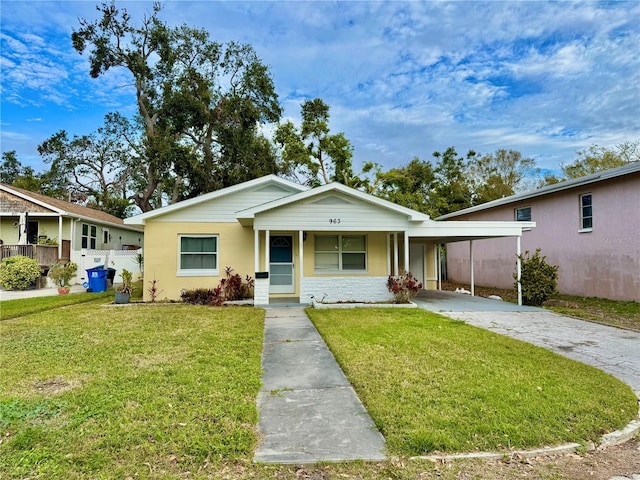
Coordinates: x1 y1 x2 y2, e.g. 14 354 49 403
409 220 535 243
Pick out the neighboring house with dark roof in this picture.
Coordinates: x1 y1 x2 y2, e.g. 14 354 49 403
438 162 640 302
0 183 144 286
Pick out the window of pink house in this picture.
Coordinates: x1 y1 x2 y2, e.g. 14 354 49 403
580 194 592 231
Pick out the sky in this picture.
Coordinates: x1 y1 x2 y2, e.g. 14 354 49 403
1 0 639 177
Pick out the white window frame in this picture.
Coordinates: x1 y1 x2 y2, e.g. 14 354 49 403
314 234 367 273
81 223 97 249
579 193 593 232
177 234 219 277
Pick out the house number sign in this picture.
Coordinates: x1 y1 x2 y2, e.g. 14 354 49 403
329 218 341 224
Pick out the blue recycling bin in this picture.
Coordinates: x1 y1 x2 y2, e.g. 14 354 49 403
86 266 107 293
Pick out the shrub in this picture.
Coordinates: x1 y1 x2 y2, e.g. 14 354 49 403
514 248 559 306
0 256 42 290
48 261 78 287
181 287 223 306
387 271 423 303
181 267 254 306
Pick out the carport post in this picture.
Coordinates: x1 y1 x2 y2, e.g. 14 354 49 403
516 236 522 306
469 240 475 296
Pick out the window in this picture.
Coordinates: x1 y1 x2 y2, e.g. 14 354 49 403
515 206 532 222
580 194 592 231
103 229 109 245
315 235 366 272
82 224 97 249
178 235 218 275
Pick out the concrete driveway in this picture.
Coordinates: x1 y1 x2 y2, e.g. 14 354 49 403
415 291 640 394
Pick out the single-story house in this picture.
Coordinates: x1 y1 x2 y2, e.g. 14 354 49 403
0 183 144 285
439 162 640 302
125 175 535 304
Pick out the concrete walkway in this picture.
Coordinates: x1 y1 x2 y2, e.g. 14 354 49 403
254 307 386 464
1 284 87 301
415 291 640 395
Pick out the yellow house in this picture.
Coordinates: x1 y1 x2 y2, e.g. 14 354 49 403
125 175 535 304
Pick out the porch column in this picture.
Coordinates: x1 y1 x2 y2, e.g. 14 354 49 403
403 231 409 273
254 229 260 272
437 244 442 291
298 230 304 281
58 216 63 259
265 230 270 272
516 236 522 306
393 233 399 275
469 240 475 296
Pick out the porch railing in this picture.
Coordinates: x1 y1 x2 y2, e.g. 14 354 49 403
1 244 59 267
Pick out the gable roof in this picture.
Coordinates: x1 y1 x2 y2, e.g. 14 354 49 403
0 183 141 230
124 175 309 225
236 181 432 223
438 161 640 220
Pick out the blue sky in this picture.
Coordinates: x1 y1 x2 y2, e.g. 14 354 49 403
2 1 639 176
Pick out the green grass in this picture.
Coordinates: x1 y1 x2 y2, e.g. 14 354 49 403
0 304 264 479
545 294 640 331
0 290 114 320
1 281 145 321
307 308 638 456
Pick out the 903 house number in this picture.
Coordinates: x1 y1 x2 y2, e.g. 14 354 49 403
329 218 341 224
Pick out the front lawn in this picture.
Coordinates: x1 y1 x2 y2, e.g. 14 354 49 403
0 304 264 479
307 308 638 456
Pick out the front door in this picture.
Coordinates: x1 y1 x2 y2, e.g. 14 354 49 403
270 235 294 294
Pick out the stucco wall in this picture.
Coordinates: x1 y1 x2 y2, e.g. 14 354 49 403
142 221 255 301
446 173 640 301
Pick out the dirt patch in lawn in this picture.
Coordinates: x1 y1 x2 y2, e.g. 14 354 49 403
32 376 80 395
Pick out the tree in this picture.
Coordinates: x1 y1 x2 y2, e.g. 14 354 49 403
275 98 355 187
468 149 539 204
72 1 282 211
37 117 133 218
431 147 473 217
561 141 639 180
373 157 435 214
0 151 53 195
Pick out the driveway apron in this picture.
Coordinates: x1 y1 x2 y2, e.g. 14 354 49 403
415 292 640 395
254 307 386 464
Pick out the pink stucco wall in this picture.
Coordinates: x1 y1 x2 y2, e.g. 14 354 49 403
446 172 640 301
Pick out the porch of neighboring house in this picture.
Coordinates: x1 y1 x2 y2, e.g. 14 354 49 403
1 241 71 287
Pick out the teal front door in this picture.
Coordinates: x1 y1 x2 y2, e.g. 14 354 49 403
270 235 294 294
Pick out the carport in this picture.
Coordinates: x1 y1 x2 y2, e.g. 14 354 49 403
409 220 535 306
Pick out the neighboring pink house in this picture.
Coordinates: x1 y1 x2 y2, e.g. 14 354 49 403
439 162 640 302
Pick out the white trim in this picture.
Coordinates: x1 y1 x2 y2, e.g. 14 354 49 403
236 181 431 222
254 229 260 272
299 230 304 282
470 240 474 296
125 175 308 225
313 233 367 273
177 234 219 277
578 228 593 233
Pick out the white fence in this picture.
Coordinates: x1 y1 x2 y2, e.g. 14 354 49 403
70 248 143 285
